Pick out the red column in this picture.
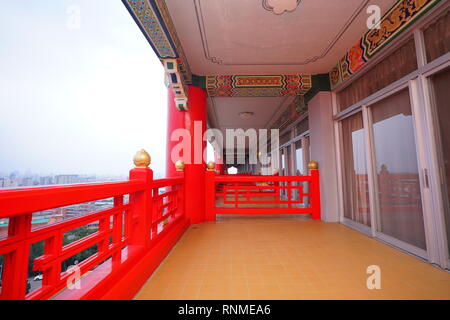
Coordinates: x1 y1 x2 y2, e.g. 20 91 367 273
184 85 207 224
205 170 216 222
166 88 186 178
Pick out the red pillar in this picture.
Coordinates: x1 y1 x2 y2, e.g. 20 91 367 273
205 170 216 222
184 85 207 224
166 88 186 178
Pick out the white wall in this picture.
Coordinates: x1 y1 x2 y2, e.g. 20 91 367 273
308 92 340 222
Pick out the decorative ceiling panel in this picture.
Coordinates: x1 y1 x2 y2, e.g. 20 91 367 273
206 74 312 97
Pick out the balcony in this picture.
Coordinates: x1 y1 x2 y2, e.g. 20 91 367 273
1 150 449 300
136 216 450 300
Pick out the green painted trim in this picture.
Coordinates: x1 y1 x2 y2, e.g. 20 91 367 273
312 74 331 92
304 73 330 104
192 74 206 89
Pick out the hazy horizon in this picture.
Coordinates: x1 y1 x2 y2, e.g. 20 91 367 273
0 0 168 178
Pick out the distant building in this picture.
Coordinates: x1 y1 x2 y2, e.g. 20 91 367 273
39 176 54 186
55 175 79 185
1 178 19 188
22 177 34 187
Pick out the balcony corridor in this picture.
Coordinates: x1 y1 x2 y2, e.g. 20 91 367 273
135 216 450 300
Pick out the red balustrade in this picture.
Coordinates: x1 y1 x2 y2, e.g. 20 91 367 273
205 169 321 220
0 157 322 300
0 167 188 300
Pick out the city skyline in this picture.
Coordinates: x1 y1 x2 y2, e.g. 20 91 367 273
0 169 177 190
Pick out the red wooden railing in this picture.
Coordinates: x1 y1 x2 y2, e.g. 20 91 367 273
0 167 188 300
0 157 322 300
205 169 321 220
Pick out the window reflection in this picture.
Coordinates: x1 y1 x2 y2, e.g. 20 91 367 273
341 113 371 226
295 140 303 176
371 89 426 249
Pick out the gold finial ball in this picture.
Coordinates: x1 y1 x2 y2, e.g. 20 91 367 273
308 161 319 170
133 149 151 168
175 160 185 171
206 161 216 171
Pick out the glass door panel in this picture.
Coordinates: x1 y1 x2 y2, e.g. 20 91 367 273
293 141 303 204
285 145 292 176
341 112 371 226
305 136 311 162
370 88 426 249
280 148 286 198
295 140 304 176
429 67 450 256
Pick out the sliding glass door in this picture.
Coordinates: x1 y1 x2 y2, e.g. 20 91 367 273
428 66 450 258
369 88 427 250
335 7 449 267
341 112 371 227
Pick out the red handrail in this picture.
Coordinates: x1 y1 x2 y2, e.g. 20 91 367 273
0 181 146 218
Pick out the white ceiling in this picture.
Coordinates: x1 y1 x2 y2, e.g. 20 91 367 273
165 0 397 75
209 96 293 130
208 96 294 151
163 0 398 146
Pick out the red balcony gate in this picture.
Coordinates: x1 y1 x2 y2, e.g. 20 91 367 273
205 168 321 221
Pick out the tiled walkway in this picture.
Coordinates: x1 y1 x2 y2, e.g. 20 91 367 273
135 216 450 300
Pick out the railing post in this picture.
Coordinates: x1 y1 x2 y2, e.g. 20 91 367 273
2 213 32 299
205 162 216 222
112 196 123 270
175 160 187 223
309 161 321 220
129 150 153 250
273 168 280 201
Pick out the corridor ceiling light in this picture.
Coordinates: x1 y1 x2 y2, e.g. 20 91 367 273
262 0 301 15
238 111 255 119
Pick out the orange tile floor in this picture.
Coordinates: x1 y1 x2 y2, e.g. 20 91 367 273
135 215 450 300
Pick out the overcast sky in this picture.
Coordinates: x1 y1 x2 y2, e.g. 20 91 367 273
0 0 168 178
